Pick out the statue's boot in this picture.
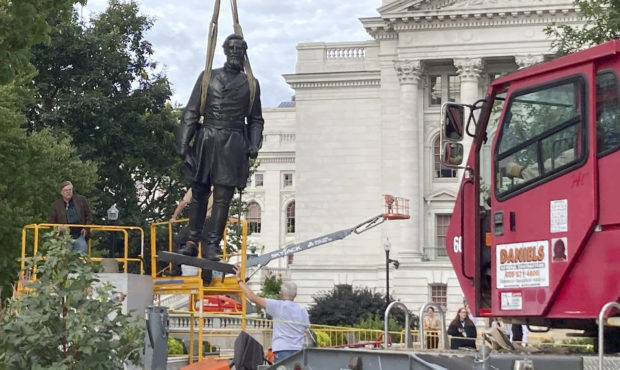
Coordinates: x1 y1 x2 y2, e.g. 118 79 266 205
203 232 222 261
167 241 198 276
179 241 199 257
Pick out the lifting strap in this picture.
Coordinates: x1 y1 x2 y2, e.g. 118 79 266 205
199 0 257 116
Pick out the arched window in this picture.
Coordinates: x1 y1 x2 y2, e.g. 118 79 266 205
247 202 261 233
433 136 457 178
286 201 295 234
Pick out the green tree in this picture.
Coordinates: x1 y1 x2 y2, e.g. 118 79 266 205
0 234 143 369
0 0 91 300
0 0 83 83
260 272 283 299
26 1 185 229
545 0 620 54
0 79 97 299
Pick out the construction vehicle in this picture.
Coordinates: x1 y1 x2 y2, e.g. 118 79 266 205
441 39 620 350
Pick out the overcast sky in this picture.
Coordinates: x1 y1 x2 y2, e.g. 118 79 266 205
81 0 381 107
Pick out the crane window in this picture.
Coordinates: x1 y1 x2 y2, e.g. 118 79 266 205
495 78 586 197
434 136 457 178
596 71 620 156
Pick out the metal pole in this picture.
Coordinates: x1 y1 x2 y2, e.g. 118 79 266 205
385 250 390 307
598 301 620 370
144 306 169 370
385 301 411 349
112 228 117 258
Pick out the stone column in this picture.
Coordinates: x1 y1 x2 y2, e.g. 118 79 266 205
454 57 484 175
515 55 545 70
394 59 423 257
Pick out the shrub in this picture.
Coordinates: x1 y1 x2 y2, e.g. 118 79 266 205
308 284 418 329
0 234 144 369
168 337 186 355
314 331 331 347
202 340 218 354
260 273 282 299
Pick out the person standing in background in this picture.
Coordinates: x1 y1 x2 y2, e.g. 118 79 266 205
447 307 477 350
49 181 92 254
423 306 441 349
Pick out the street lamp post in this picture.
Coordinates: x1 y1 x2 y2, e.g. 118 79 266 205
248 240 258 260
384 238 391 307
107 204 119 257
384 237 400 308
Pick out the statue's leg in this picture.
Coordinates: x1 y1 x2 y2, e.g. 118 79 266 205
203 185 235 261
168 226 191 275
180 181 210 257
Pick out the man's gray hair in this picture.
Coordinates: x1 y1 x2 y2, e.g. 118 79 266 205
59 181 73 191
281 281 297 300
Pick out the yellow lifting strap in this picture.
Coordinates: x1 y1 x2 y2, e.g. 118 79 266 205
199 0 257 116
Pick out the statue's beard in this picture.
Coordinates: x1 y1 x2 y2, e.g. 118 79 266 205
225 56 244 71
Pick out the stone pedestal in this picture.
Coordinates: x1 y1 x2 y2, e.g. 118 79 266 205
96 273 153 316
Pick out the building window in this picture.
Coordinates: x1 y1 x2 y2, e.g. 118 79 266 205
283 173 293 187
286 201 295 233
429 74 460 106
430 75 442 105
247 202 261 234
435 214 450 257
255 173 264 187
448 75 460 103
429 283 447 308
433 136 457 178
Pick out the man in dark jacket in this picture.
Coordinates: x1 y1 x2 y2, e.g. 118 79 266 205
176 33 264 262
49 181 92 254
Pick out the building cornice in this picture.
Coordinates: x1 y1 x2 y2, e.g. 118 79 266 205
424 189 458 203
284 71 381 90
362 6 580 38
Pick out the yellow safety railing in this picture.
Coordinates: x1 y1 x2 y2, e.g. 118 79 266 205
149 218 248 363
19 223 145 290
310 325 401 348
165 318 418 359
149 218 248 278
423 330 441 349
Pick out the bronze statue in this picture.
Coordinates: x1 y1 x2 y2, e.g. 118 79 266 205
175 34 263 265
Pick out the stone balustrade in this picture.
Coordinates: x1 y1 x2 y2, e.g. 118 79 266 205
326 47 366 59
168 313 273 333
280 133 295 143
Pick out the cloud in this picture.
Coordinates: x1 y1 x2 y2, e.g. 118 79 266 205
80 0 380 107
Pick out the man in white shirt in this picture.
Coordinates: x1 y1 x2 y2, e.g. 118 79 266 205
234 266 309 363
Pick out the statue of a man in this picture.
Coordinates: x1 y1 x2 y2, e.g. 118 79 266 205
176 33 263 264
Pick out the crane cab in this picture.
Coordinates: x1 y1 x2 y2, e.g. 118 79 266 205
443 40 620 332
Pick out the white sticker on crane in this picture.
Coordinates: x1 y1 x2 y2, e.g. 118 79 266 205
453 236 462 253
501 292 522 310
496 240 549 289
550 199 568 233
